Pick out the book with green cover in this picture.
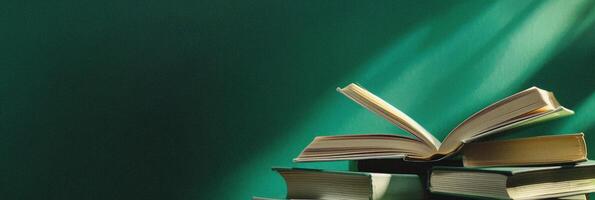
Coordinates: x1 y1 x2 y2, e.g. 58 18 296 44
429 161 595 199
274 167 426 200
252 194 589 200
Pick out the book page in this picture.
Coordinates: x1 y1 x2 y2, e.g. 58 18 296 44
438 87 542 155
338 83 441 151
439 87 573 156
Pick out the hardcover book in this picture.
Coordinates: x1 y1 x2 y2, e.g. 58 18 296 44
429 161 595 199
462 133 587 167
274 167 426 200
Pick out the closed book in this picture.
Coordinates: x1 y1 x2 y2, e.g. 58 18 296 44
462 133 587 167
429 161 595 199
253 194 589 200
274 167 426 200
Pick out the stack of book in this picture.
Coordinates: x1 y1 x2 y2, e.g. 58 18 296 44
256 83 594 200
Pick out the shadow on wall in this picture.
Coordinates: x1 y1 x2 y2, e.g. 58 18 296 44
444 0 595 158
0 0 467 200
1 0 594 199
492 0 595 135
245 0 595 199
501 12 595 155
342 0 548 138
220 1 497 199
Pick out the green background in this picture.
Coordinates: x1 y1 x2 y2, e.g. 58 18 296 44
2 0 595 199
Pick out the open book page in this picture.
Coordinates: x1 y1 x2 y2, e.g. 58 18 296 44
464 106 574 143
294 134 435 162
438 87 573 156
337 83 441 151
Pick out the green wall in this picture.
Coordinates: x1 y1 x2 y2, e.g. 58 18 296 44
1 0 594 199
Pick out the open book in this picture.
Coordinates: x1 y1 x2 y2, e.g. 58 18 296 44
295 83 574 162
